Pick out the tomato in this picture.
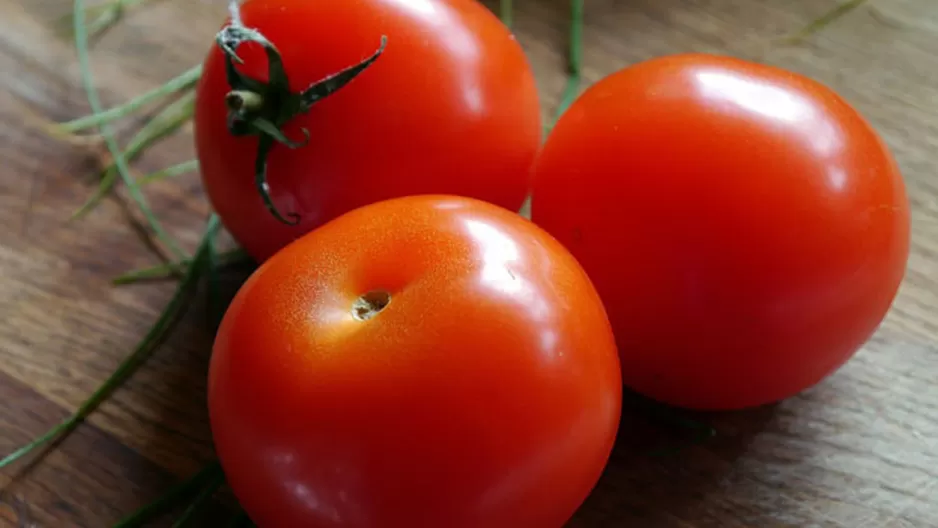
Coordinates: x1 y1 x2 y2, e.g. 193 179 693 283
194 0 542 262
208 195 622 528
531 54 910 411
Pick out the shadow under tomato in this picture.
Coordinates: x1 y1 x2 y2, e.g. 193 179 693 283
129 258 258 526
565 390 782 528
134 248 777 528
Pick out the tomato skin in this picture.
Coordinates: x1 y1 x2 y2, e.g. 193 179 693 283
194 0 542 262
208 196 621 528
531 54 910 411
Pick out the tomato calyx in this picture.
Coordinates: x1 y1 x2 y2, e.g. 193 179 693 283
214 24 388 225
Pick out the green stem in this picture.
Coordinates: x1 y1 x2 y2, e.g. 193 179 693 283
568 0 583 76
206 232 223 330
58 65 202 133
170 470 226 528
112 461 223 528
546 75 580 136
215 22 386 225
58 0 148 38
72 0 187 260
71 90 196 220
780 0 871 44
139 159 200 186
0 215 220 469
543 0 584 138
86 0 151 38
112 248 250 285
500 0 513 28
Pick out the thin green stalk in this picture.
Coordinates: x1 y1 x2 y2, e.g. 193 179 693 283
569 0 583 76
779 0 871 44
57 65 202 133
0 215 219 469
112 248 250 285
548 76 580 135
77 0 152 38
206 232 223 330
170 470 226 528
112 461 223 528
72 0 187 260
139 159 200 186
500 0 513 28
71 89 196 220
544 0 584 137
57 0 156 40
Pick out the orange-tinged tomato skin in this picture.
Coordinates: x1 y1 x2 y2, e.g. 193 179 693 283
208 196 622 528
194 0 542 262
531 54 911 410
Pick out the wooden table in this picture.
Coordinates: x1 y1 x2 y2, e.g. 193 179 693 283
1 0 936 526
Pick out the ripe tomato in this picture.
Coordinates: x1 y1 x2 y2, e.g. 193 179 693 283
194 0 541 262
208 196 622 528
531 54 910 411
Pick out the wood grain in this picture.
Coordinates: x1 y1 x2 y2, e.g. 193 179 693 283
1 0 936 526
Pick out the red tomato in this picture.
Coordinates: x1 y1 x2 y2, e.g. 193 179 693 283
531 54 910 411
208 196 622 528
194 0 541 262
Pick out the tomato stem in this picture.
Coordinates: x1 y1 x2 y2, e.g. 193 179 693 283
213 18 388 225
225 90 264 113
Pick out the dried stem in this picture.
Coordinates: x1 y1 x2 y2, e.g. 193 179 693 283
778 0 872 44
57 65 202 133
71 90 196 220
71 0 187 260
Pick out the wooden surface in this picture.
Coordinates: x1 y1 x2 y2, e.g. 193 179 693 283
1 0 937 526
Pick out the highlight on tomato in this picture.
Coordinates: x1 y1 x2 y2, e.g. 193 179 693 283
207 195 622 528
531 53 911 411
193 0 542 263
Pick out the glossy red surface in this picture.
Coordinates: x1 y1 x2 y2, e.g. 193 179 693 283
194 0 542 262
208 196 622 528
531 54 911 410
